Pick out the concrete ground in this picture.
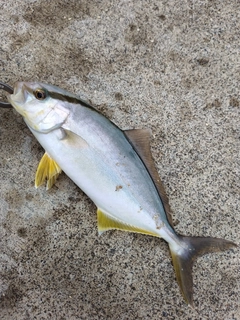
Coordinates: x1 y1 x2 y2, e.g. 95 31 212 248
0 1 239 319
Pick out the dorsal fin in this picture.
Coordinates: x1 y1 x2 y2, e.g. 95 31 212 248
124 129 173 227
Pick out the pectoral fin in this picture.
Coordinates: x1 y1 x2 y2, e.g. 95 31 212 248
97 208 159 237
35 152 62 190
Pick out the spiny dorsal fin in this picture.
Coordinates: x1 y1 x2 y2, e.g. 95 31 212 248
97 208 159 237
35 152 62 190
124 129 173 228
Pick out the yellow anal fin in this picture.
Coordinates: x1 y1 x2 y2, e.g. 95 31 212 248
97 208 159 237
35 152 62 190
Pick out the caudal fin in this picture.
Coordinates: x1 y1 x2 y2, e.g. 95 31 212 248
169 236 237 306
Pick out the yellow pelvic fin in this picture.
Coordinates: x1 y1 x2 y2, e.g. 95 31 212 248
97 208 160 237
35 152 62 190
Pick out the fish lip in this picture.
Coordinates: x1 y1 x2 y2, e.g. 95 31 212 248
11 82 25 96
14 82 23 94
7 82 29 107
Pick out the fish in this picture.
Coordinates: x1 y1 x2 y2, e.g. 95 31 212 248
7 81 237 306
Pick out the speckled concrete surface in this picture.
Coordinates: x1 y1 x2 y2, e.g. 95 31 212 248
0 1 239 319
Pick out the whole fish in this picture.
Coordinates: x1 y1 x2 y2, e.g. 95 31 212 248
7 82 236 306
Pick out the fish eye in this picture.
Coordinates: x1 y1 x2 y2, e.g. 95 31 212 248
34 89 47 100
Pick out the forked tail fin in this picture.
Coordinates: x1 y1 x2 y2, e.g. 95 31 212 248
169 235 237 306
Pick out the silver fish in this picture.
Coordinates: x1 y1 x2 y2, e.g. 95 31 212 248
7 82 237 306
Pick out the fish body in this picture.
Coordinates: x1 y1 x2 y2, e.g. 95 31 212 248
8 82 237 305
34 106 168 232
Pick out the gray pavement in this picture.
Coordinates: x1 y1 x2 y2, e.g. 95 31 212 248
0 1 239 319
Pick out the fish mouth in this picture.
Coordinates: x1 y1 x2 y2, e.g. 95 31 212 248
13 82 24 95
7 82 29 113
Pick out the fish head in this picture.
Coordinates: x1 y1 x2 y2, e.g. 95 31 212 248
8 82 70 133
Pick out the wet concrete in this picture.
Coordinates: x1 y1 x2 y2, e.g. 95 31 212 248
0 1 239 319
